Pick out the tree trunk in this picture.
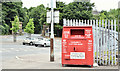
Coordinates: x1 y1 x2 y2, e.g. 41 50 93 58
42 24 47 37
13 33 16 42
28 33 31 39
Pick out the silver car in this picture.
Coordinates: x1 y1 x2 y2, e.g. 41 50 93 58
35 38 50 47
23 37 37 45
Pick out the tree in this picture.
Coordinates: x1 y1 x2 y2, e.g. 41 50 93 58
10 16 20 42
54 1 66 36
99 12 107 20
62 2 94 19
93 9 119 31
0 24 10 35
2 2 24 34
24 18 35 38
28 4 46 34
22 12 29 29
54 1 94 37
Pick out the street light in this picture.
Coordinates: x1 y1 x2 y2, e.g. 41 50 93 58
50 0 54 61
47 0 59 62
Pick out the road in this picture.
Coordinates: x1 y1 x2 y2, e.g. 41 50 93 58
1 35 61 60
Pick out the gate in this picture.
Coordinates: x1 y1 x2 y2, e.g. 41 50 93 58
63 19 118 66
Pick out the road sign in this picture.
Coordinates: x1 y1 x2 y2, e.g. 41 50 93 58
47 11 59 23
54 11 59 23
47 17 51 23
47 11 51 18
54 11 59 17
47 11 51 23
54 17 59 23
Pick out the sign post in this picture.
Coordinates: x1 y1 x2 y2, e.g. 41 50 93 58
50 0 54 62
46 0 59 62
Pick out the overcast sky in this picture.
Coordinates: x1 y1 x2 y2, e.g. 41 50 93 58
21 0 120 11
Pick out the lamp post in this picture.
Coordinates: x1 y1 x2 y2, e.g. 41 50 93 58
50 0 54 61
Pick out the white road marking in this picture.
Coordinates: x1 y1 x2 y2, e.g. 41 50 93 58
10 48 14 49
15 56 23 60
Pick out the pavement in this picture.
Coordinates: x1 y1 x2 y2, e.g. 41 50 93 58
2 53 118 69
0 35 119 69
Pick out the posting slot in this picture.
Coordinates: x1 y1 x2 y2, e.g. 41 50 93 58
71 29 85 35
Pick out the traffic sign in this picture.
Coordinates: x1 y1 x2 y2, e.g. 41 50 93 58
47 11 59 23
54 11 59 17
47 11 51 18
54 17 59 23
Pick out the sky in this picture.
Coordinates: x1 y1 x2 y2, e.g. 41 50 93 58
21 0 120 11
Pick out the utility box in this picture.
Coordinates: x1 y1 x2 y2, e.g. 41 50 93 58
62 26 93 67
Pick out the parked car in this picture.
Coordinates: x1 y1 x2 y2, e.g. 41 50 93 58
23 37 37 45
35 38 50 47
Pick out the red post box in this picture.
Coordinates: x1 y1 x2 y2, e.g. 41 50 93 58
62 26 93 67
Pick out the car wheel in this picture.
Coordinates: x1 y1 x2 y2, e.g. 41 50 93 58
35 44 38 47
23 43 25 45
44 43 46 47
30 42 33 45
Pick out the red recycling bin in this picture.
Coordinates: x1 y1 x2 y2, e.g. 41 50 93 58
62 26 93 67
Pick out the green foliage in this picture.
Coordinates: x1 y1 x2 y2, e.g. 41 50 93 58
28 5 46 34
0 25 5 35
10 16 20 33
0 24 9 35
22 12 29 29
62 2 94 19
2 2 24 34
24 18 35 34
54 1 94 36
55 24 63 29
4 24 9 34
93 9 119 31
94 9 119 20
2 1 119 36
108 9 118 19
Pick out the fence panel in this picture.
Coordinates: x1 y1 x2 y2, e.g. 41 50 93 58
63 19 118 66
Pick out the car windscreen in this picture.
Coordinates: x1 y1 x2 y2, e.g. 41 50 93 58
46 39 50 41
38 38 43 40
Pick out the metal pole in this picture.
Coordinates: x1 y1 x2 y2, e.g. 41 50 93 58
114 20 116 65
50 0 54 61
108 20 110 65
118 14 120 66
